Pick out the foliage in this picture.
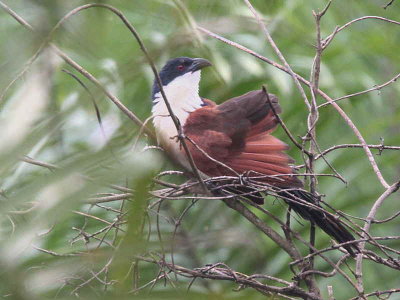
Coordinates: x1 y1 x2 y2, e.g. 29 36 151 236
0 0 399 299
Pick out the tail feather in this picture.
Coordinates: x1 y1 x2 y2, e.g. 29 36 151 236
279 190 358 256
208 181 358 255
206 181 265 204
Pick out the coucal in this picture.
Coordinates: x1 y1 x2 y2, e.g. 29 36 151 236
151 57 357 255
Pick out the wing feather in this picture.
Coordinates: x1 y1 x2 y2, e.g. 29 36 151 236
183 89 302 188
182 90 357 250
238 152 294 164
228 160 292 174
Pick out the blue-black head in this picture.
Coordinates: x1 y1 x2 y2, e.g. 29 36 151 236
151 57 212 100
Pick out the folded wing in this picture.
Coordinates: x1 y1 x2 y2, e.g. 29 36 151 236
182 89 358 254
183 89 302 188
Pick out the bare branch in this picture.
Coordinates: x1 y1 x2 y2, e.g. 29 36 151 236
198 26 390 189
319 72 400 108
355 181 400 294
324 16 400 44
135 255 321 300
243 0 311 110
383 0 397 9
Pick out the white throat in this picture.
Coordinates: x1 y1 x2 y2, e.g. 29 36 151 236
152 71 203 137
151 71 203 168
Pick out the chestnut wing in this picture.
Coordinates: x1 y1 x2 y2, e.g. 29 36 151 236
183 89 302 188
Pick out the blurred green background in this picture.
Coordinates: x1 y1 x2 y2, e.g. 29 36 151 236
0 0 399 299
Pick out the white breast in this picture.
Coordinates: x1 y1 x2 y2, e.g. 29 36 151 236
152 71 203 170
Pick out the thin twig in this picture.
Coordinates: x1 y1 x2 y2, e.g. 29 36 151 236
383 0 396 9
244 0 311 110
319 72 400 108
198 26 390 189
135 255 321 300
355 181 400 293
324 16 400 44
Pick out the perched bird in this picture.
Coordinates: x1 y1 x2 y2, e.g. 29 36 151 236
151 57 357 255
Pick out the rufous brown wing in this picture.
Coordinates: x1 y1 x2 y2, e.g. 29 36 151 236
183 89 301 188
182 88 358 255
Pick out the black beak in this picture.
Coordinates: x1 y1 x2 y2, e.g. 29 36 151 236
189 58 212 73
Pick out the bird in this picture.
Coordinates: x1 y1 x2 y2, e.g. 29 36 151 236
151 56 358 255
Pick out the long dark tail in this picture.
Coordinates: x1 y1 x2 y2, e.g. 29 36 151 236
279 190 358 256
208 181 358 255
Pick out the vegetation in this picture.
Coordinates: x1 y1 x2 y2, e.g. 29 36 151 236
0 0 399 299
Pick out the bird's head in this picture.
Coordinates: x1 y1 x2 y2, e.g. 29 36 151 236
151 57 212 102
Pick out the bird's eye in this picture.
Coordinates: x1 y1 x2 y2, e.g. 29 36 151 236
177 65 185 71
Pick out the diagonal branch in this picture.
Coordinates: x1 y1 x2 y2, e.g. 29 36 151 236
355 181 400 293
135 255 321 300
243 0 311 110
198 26 390 189
0 1 208 192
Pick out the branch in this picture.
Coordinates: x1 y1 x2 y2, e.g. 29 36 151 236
135 255 321 300
198 26 390 189
355 181 400 294
243 0 311 110
222 198 302 261
383 0 396 9
0 1 153 138
324 16 400 44
319 72 400 108
0 1 208 192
